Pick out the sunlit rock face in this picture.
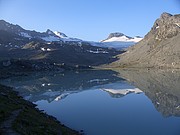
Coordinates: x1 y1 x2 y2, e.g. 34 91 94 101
117 69 180 117
110 13 180 68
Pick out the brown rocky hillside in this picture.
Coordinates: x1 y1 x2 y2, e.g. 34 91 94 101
110 12 180 68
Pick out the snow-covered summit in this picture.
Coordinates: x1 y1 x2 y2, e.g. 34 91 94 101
54 31 67 38
107 32 132 39
91 32 143 50
43 29 82 42
101 32 142 43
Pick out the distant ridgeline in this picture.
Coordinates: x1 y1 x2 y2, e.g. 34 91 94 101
0 20 123 71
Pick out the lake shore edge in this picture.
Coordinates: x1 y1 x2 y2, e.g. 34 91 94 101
0 72 81 135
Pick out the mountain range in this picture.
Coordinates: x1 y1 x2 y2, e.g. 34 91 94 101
0 20 82 44
0 20 139 50
0 12 179 70
0 20 126 71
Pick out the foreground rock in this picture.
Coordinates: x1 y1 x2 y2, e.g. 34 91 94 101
0 84 80 135
110 13 180 68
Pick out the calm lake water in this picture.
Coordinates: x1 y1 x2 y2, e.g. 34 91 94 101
1 69 180 135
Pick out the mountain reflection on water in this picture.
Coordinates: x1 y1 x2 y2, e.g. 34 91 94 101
0 70 124 102
1 69 180 118
1 69 180 135
116 69 180 117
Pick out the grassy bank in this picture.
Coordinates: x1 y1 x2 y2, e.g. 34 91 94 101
0 84 80 135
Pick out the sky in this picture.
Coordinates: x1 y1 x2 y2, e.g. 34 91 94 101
0 0 179 41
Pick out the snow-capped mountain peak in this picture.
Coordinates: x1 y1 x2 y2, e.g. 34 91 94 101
107 32 131 39
102 35 130 42
89 32 143 50
54 31 67 38
46 29 54 35
101 32 142 43
44 29 81 42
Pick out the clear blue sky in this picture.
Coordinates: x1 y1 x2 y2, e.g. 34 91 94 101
0 0 179 41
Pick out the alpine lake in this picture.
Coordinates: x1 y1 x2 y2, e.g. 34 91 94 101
1 69 180 135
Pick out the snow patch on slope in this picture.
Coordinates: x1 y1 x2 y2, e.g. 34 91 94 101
20 32 32 38
54 31 67 38
41 35 61 42
102 36 142 43
87 49 109 54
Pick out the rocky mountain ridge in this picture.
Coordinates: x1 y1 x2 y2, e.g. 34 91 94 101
0 20 81 43
0 20 143 51
110 12 180 68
